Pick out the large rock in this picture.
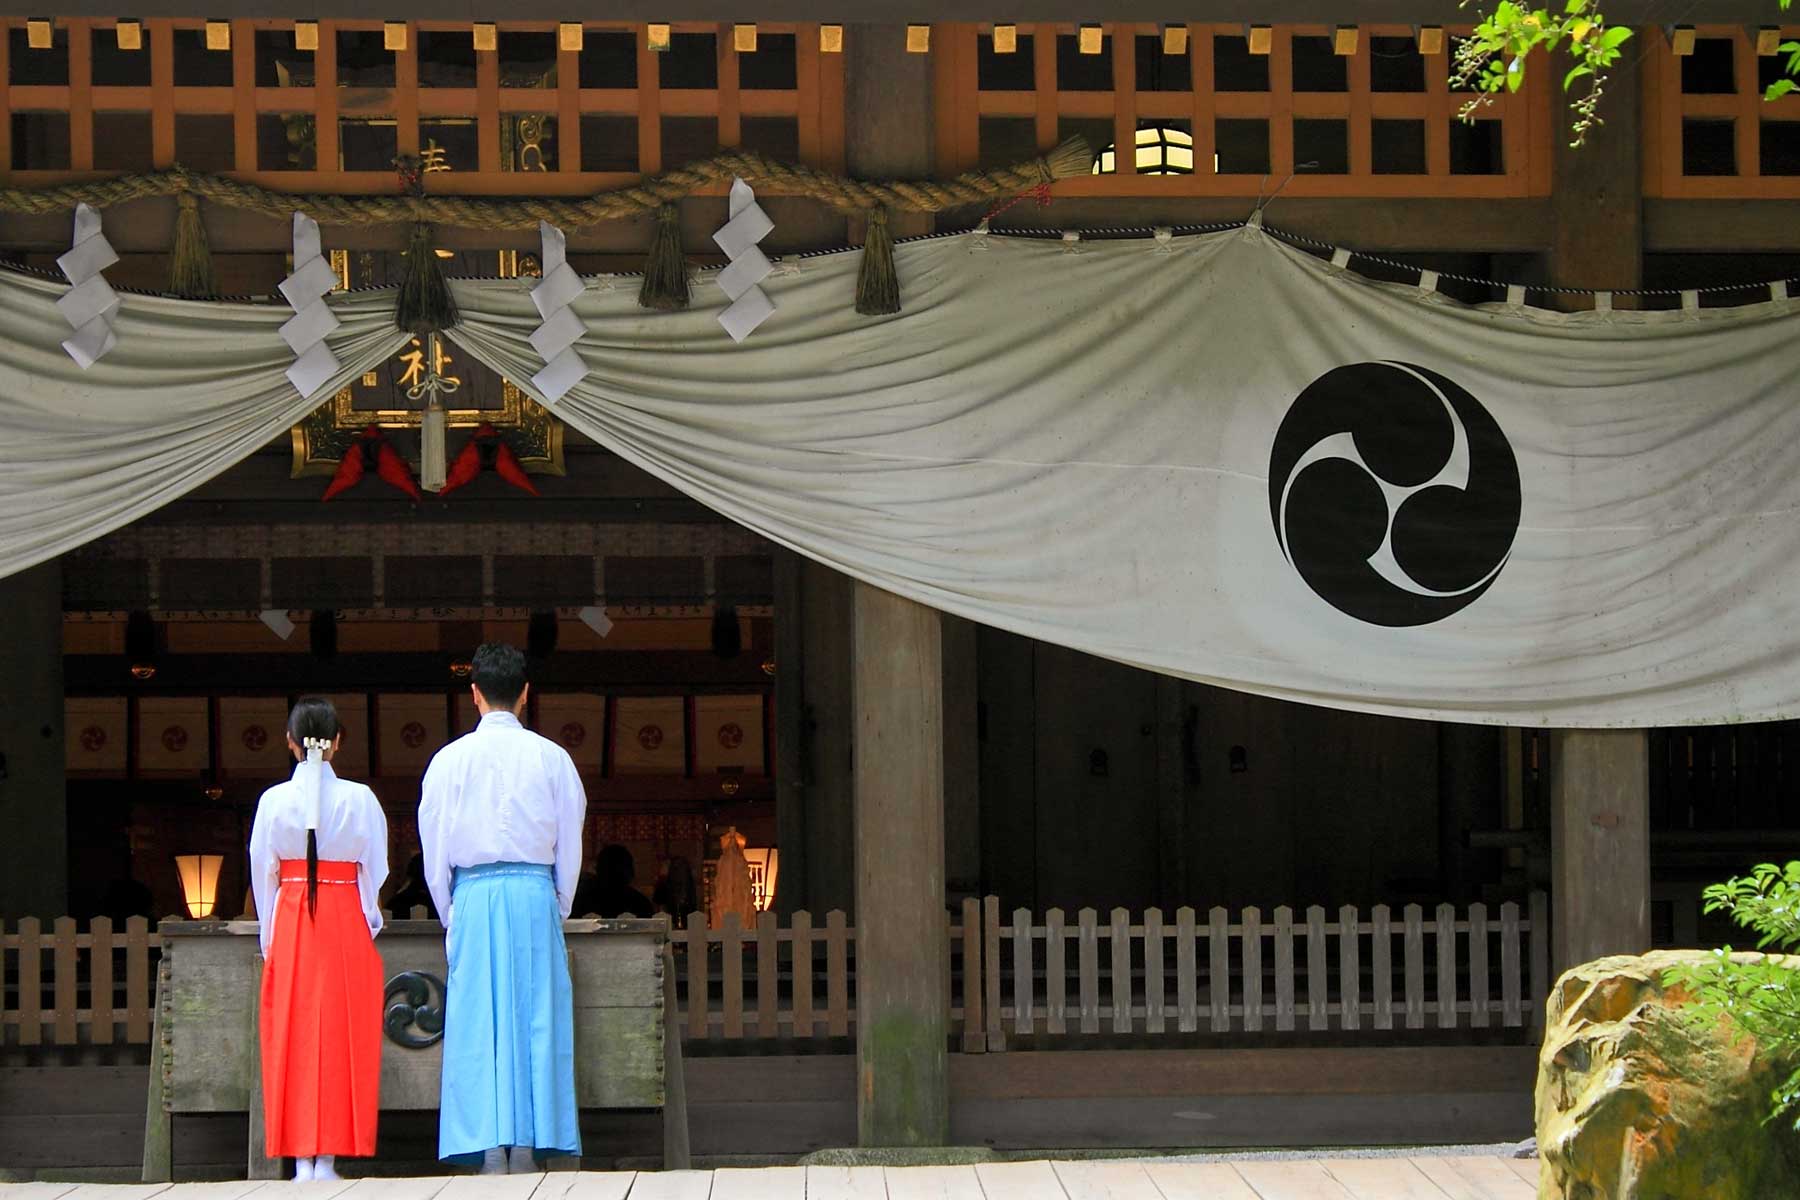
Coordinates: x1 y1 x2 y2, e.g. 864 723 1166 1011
1535 949 1800 1199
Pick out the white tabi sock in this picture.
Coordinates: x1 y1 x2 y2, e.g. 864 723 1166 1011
293 1157 315 1182
313 1155 340 1182
508 1146 537 1173
478 1147 508 1175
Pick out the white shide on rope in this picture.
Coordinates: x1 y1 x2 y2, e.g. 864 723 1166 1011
57 203 119 369
279 212 342 399
528 220 589 404
714 177 776 342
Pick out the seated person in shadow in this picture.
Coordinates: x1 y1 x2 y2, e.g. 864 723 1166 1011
652 856 700 928
573 844 656 919
385 851 438 920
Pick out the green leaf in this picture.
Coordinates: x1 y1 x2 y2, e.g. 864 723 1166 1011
1598 26 1632 52
1564 63 1594 89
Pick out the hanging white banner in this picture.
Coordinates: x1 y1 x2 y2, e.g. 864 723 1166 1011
441 227 1800 728
6 225 1800 727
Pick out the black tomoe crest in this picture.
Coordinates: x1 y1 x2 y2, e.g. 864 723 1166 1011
1269 362 1521 627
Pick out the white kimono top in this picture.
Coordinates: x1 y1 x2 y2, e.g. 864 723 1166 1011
418 710 588 927
248 761 390 957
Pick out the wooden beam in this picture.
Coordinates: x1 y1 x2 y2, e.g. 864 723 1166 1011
1647 199 1800 252
0 3 1775 20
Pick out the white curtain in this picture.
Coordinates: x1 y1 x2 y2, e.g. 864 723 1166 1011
0 269 407 574
445 229 1800 728
7 226 1800 726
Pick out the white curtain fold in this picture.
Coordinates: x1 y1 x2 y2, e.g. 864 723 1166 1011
0 272 408 574
6 226 1800 727
445 229 1800 728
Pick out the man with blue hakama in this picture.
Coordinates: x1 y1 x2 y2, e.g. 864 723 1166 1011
420 643 587 1173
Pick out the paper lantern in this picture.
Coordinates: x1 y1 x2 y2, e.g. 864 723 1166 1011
175 853 224 919
740 847 779 912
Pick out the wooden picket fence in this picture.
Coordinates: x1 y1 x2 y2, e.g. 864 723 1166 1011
969 894 1550 1052
668 892 1549 1051
3 893 1548 1053
0 917 161 1048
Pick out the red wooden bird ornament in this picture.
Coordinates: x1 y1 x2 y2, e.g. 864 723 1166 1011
438 423 540 498
321 425 423 502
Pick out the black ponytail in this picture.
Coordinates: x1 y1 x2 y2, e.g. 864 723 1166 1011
286 696 342 919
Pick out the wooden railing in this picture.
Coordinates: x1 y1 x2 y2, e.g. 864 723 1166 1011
4 893 1547 1054
0 917 161 1048
971 894 1549 1052
667 892 1549 1052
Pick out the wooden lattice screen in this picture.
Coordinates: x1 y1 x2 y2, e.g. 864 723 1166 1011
1643 24 1800 198
1 19 845 192
932 22 1551 198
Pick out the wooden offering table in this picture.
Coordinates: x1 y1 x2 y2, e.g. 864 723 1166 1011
141 916 688 1180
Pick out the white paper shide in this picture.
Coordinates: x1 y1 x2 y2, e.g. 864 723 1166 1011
57 203 120 369
279 213 342 399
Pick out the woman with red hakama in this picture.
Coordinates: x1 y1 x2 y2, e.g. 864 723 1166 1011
249 696 389 1182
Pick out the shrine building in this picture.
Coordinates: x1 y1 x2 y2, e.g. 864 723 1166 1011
1 0 1798 1179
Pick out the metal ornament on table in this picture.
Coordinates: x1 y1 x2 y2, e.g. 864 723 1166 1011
383 970 447 1048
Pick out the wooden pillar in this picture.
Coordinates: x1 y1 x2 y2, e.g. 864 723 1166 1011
1542 45 1650 978
853 581 948 1147
0 560 67 920
1549 44 1643 293
845 24 934 239
1550 730 1651 973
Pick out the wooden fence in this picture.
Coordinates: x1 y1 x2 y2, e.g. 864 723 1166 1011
667 892 1549 1052
971 894 1550 1052
0 917 161 1048
3 893 1548 1053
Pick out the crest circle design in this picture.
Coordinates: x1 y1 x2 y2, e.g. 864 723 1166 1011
383 971 446 1048
1269 361 1522 628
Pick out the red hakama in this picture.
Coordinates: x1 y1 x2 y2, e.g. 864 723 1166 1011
259 859 384 1158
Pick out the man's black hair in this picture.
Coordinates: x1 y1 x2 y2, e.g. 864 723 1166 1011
472 642 528 709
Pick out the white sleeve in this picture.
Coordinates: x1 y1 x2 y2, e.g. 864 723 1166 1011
358 788 390 939
419 752 454 928
552 748 587 921
248 794 280 959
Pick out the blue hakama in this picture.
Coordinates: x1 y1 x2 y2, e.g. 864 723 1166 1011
438 862 582 1164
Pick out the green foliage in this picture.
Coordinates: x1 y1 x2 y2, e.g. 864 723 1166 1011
1461 0 1798 146
1665 862 1800 1131
1453 1 1632 146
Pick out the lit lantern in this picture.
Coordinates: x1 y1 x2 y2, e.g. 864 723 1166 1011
175 853 224 919
740 847 780 912
1093 126 1196 176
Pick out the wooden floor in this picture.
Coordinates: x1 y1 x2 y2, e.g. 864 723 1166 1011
0 1157 1538 1200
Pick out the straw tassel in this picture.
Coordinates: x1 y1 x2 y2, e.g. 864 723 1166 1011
168 188 217 299
638 203 689 310
395 222 459 335
855 205 899 316
421 397 447 493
